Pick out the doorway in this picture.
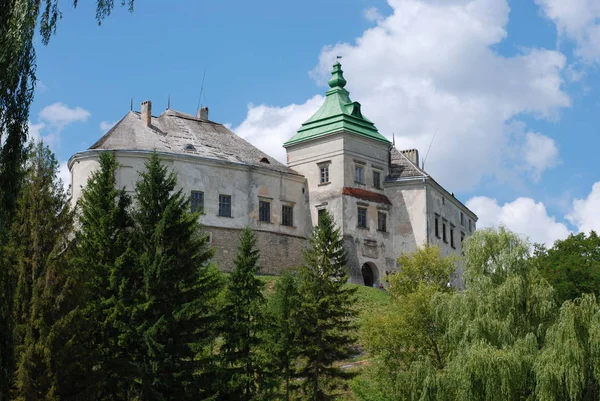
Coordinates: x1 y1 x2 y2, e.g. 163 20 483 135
361 262 378 287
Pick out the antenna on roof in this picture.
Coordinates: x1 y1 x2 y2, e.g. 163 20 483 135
167 94 171 110
130 98 133 111
422 127 437 170
196 67 207 111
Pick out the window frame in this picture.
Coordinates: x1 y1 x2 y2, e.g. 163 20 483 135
434 214 440 238
355 165 365 184
357 206 367 228
190 190 204 213
218 194 232 217
450 224 455 248
442 219 448 243
282 204 294 227
319 165 330 184
377 211 387 232
373 170 381 189
259 200 271 223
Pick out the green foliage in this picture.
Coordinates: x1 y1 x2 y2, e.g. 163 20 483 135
132 152 222 400
220 227 267 400
264 269 301 401
533 232 600 305
58 151 135 400
4 142 73 400
294 210 357 400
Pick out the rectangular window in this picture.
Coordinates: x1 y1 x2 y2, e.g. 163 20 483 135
355 166 364 184
357 207 367 228
450 225 455 248
373 171 381 189
435 214 440 238
460 212 465 227
218 195 231 217
377 211 387 232
442 220 448 243
320 165 330 184
461 232 465 244
259 200 271 223
190 191 204 213
317 208 326 224
282 205 294 227
469 219 472 232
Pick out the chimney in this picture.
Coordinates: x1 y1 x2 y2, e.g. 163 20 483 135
197 106 209 120
401 149 419 166
141 100 152 127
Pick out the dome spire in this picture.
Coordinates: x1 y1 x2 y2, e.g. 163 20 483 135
328 61 347 89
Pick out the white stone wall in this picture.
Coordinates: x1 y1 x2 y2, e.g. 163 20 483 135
69 150 312 239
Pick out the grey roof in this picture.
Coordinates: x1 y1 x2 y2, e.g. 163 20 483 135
89 109 299 175
387 147 428 180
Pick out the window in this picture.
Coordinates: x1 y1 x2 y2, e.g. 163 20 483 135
460 212 465 227
468 219 472 232
442 197 445 205
355 166 364 184
320 165 330 184
434 214 440 238
218 195 231 217
317 208 326 224
190 191 204 213
377 211 387 232
282 205 294 227
450 225 455 248
442 220 448 243
373 171 381 189
461 232 465 244
358 207 367 228
259 200 271 223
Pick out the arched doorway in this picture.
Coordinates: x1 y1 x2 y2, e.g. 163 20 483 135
361 262 378 287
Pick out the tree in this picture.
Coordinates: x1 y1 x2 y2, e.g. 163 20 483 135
220 227 268 401
294 210 357 400
56 151 136 400
0 3 136 398
533 232 600 305
132 152 223 400
264 269 301 401
4 142 73 400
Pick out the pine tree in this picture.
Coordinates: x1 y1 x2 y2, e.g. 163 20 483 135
294 210 357 401
220 227 267 401
3 142 73 400
55 151 135 400
132 152 223 400
264 269 301 401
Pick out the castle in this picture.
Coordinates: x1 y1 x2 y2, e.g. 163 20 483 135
68 62 477 286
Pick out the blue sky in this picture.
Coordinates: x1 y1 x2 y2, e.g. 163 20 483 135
29 0 600 246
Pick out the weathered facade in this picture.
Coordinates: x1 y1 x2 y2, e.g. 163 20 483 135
68 62 477 285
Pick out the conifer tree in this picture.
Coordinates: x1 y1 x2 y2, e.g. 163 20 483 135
56 151 135 400
264 269 301 401
132 152 222 400
294 210 357 400
4 142 73 400
220 227 267 400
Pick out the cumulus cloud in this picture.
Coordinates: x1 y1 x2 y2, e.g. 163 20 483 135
521 132 559 181
58 161 71 193
535 0 600 63
567 182 600 234
466 196 571 247
363 7 383 22
27 122 46 144
39 102 90 130
235 0 570 191
235 95 324 163
99 120 117 132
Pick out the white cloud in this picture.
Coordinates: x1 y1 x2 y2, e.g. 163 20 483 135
535 0 600 63
235 95 324 163
39 102 91 129
27 122 46 143
521 132 558 181
58 161 71 193
467 196 571 247
363 7 383 22
234 0 570 191
99 120 117 132
567 182 600 234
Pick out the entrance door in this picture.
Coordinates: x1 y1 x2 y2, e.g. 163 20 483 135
361 263 375 287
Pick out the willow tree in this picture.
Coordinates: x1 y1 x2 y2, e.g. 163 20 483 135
0 2 136 398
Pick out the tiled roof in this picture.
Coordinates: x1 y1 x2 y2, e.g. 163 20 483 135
387 147 428 180
88 109 299 175
342 187 392 205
